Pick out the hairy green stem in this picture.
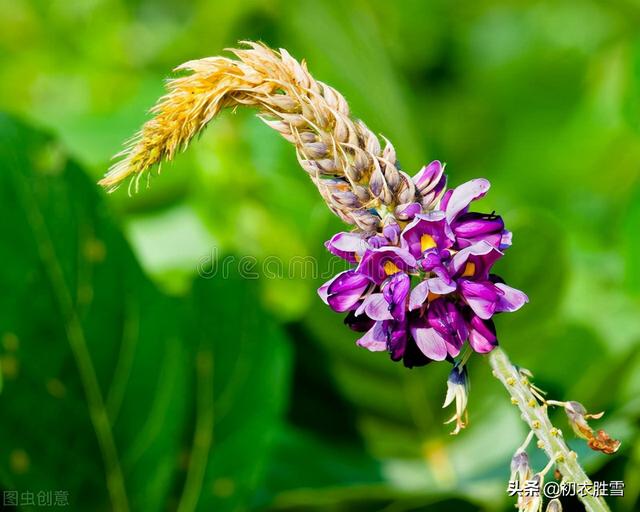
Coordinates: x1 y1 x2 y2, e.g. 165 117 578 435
488 347 610 512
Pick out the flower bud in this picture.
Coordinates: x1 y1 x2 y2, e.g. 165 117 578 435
395 202 422 220
324 231 367 263
382 217 401 245
545 499 562 512
422 184 447 211
413 160 444 194
510 450 532 482
369 167 386 199
350 209 380 231
517 473 542 512
442 364 469 435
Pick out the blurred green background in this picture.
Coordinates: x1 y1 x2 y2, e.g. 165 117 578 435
1 0 640 510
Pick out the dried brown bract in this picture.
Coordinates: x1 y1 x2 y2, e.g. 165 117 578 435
561 401 621 455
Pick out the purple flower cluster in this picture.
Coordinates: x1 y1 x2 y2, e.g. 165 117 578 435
319 161 527 368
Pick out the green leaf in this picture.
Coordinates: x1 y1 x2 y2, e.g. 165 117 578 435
182 275 292 512
0 114 291 512
0 113 189 510
262 426 386 509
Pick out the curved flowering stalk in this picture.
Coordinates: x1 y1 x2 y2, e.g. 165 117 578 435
100 42 417 232
101 43 618 512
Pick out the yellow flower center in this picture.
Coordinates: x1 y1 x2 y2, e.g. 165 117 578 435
420 234 437 252
384 261 401 276
462 262 476 277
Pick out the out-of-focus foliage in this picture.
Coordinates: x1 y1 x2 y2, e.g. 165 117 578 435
1 1 639 511
0 116 291 511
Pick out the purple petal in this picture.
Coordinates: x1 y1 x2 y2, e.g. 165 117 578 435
382 273 411 321
327 294 364 313
421 250 444 272
409 280 430 311
413 160 444 194
326 271 371 312
500 230 513 250
495 283 528 312
356 321 388 352
439 189 454 211
421 178 447 210
395 202 422 220
355 293 393 321
318 269 360 304
453 213 504 238
432 264 453 284
400 211 453 258
328 270 370 294
450 240 503 279
458 279 499 320
426 276 457 295
318 280 331 304
357 246 417 284
452 212 505 249
445 179 491 224
468 316 498 353
386 320 408 361
383 220 401 245
344 311 375 332
325 232 367 263
367 235 388 249
410 318 448 361
426 299 468 356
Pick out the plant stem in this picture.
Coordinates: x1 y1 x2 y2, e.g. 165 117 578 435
488 347 610 512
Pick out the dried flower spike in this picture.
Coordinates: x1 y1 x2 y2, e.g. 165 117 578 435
100 42 417 231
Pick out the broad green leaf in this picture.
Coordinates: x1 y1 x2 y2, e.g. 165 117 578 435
182 275 292 512
0 114 189 510
0 114 292 512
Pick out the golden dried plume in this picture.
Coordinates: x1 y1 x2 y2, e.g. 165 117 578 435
100 42 419 231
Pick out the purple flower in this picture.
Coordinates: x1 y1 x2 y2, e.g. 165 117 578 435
382 272 411 321
400 211 453 258
468 315 497 353
325 231 368 263
451 212 506 249
356 246 416 284
413 160 447 210
318 170 527 368
319 270 371 313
